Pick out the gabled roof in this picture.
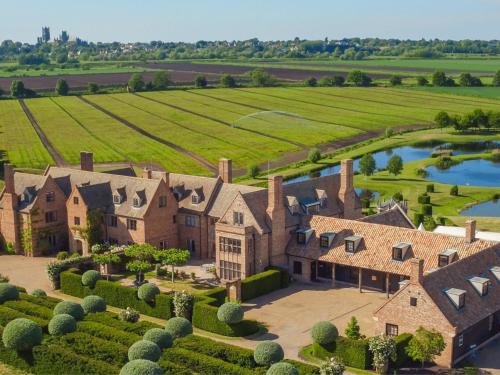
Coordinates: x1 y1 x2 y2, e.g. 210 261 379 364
360 204 415 229
207 182 263 219
434 225 500 243
168 173 221 214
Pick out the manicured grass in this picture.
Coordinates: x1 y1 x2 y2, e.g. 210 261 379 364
0 64 157 78
123 271 215 295
410 86 500 100
0 100 53 168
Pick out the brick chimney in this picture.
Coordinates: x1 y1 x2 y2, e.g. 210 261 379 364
339 159 357 219
158 171 170 186
218 158 232 184
142 168 152 179
465 220 476 243
266 175 286 266
1 163 20 253
3 163 15 194
80 151 94 172
410 258 424 285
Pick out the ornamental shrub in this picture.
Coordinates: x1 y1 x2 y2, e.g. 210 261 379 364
450 185 459 196
81 270 101 288
56 251 69 260
48 313 77 336
267 362 299 375
426 184 435 193
319 356 345 375
120 359 163 375
173 290 194 319
421 204 433 216
253 341 284 366
0 283 19 303
53 301 85 320
82 295 107 313
165 317 192 339
138 283 160 302
311 321 339 345
31 289 47 298
2 318 42 351
143 328 173 349
217 302 244 324
368 335 396 373
119 307 140 323
128 340 162 362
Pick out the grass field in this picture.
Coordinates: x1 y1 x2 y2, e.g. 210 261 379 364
410 86 500 100
0 64 156 78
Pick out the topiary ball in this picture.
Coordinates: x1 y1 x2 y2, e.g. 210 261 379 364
31 289 47 298
48 313 77 336
217 302 244 324
119 359 163 375
138 283 160 302
53 301 85 321
253 341 284 366
81 295 106 313
311 321 338 345
81 270 101 289
2 318 42 351
0 283 19 303
143 328 173 350
267 362 299 375
165 317 192 339
128 340 161 362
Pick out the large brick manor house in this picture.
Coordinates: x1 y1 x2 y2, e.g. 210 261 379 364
1 152 499 367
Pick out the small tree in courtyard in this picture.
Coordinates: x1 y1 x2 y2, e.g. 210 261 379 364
406 327 446 368
154 248 190 283
387 155 403 176
125 243 157 283
93 252 121 280
368 335 396 374
344 316 361 340
358 153 376 177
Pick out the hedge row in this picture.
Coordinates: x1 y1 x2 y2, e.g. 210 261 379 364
192 288 260 336
312 336 372 369
392 333 413 369
19 293 59 308
84 311 158 335
77 320 140 346
60 270 173 319
4 299 53 320
0 305 49 332
241 267 287 301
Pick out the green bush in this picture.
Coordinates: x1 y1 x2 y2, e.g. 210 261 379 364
143 328 173 349
417 194 430 204
421 204 433 216
413 213 424 226
2 318 42 351
128 340 161 362
56 251 69 260
0 283 19 303
165 317 192 339
4 299 53 320
78 321 139 346
426 184 435 193
0 305 48 331
119 307 140 323
217 302 244 324
267 362 299 375
311 321 338 345
138 283 160 302
392 333 413 369
253 341 284 366
53 301 85 321
120 359 163 375
85 311 156 335
450 185 459 196
312 336 372 369
31 289 47 298
48 313 76 336
241 269 284 301
81 270 101 288
60 271 173 319
82 295 107 313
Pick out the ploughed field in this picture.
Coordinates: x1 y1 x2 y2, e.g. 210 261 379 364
2 87 500 176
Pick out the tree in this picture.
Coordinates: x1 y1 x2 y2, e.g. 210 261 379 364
389 75 402 86
308 148 322 163
304 76 318 87
220 74 236 88
416 76 429 86
344 316 361 340
154 248 190 283
385 128 394 138
458 73 482 87
492 70 500 87
248 69 276 87
432 71 455 87
55 79 69 96
434 111 454 130
387 155 403 176
124 243 157 281
247 164 260 178
358 153 376 177
406 327 446 368
487 111 500 129
152 71 170 90
368 335 397 374
0 87 4 97
128 73 145 92
10 80 25 98
87 82 99 94
347 70 371 87
93 252 121 280
318 76 344 87
194 75 208 88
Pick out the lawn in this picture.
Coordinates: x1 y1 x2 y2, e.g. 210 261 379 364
0 100 53 168
123 270 215 295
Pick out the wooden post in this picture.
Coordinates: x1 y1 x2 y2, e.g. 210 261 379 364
386 273 390 298
358 268 363 293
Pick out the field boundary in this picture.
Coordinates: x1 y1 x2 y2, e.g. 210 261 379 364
77 96 217 173
18 99 67 166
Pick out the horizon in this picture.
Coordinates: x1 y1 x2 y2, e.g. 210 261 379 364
1 0 499 43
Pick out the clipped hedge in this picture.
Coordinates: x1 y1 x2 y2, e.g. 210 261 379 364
31 289 47 298
60 270 173 319
144 328 173 349
84 311 158 335
165 317 192 339
128 340 161 362
254 341 284 366
77 321 140 347
2 318 43 351
0 283 19 303
4 299 53 320
267 362 299 375
241 268 286 301
48 314 77 336
217 302 244 324
81 295 106 313
120 359 163 375
312 336 372 370
53 301 85 321
0 305 49 332
392 333 413 369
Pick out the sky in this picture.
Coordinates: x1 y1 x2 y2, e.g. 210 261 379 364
1 0 500 43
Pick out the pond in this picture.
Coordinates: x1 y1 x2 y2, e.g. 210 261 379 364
426 159 500 187
460 199 500 217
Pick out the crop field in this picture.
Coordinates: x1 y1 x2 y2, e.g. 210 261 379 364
410 86 500 100
2 87 500 176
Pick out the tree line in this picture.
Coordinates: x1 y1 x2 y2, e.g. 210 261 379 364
435 109 500 132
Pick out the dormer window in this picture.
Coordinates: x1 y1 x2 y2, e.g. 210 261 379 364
320 233 336 248
438 249 457 267
468 277 490 296
444 288 466 310
192 194 200 204
133 197 141 208
344 235 362 254
297 232 306 244
297 228 314 245
113 194 122 204
287 196 300 215
233 212 244 226
490 266 500 282
392 243 411 261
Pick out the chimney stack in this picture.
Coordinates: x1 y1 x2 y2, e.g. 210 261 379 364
142 168 152 179
158 171 170 186
339 159 357 219
266 175 286 267
218 158 232 184
80 151 94 172
410 258 424 285
465 220 476 243
3 163 15 194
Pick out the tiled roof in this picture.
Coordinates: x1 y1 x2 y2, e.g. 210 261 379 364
423 247 500 331
168 173 221 214
208 183 263 219
10 173 48 211
287 215 499 276
360 205 415 229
